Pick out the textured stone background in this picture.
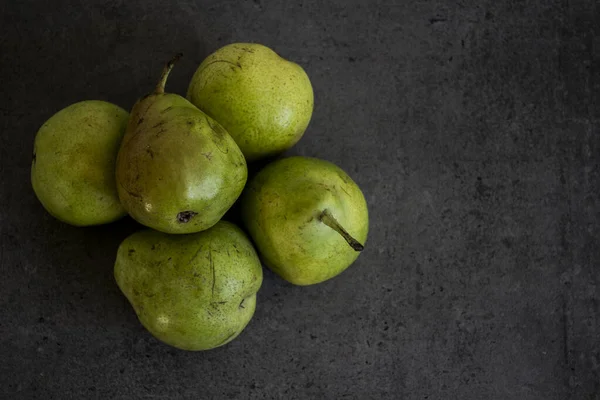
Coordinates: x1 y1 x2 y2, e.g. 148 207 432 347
1 0 599 399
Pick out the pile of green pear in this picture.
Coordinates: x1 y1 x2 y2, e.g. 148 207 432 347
31 43 369 351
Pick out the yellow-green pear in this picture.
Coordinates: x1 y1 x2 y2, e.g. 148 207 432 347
116 55 247 234
114 221 263 351
187 43 314 161
240 156 368 285
31 100 129 226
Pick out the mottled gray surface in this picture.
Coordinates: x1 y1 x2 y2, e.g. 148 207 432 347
1 0 599 399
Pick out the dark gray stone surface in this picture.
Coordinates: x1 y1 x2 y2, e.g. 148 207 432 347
1 0 599 399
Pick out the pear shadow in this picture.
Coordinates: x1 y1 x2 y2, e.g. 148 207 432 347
223 152 287 227
37 214 142 327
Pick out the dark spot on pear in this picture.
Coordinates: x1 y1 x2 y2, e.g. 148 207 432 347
151 244 156 250
177 211 198 223
138 117 144 125
128 249 135 255
146 148 154 158
161 106 174 114
239 298 246 309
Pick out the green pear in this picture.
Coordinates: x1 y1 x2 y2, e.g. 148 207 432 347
240 156 368 286
187 43 314 161
116 55 247 234
114 221 263 351
31 100 129 226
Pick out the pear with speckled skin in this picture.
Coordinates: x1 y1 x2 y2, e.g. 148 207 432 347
31 100 129 226
114 221 263 351
116 55 247 234
240 156 368 286
187 43 314 161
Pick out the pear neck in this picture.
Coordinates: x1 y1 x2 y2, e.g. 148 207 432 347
154 53 183 94
319 209 364 251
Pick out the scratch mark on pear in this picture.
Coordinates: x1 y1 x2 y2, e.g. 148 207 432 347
187 244 204 268
217 331 238 346
210 247 216 300
119 181 142 199
198 59 242 75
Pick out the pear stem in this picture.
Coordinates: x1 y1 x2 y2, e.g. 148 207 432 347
155 53 183 94
319 209 364 252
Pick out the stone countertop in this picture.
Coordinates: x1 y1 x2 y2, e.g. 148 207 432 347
1 0 599 399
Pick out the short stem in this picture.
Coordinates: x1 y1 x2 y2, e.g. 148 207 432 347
155 53 183 94
319 209 364 252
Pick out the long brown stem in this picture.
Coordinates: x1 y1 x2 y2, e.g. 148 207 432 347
155 53 183 94
319 209 364 251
